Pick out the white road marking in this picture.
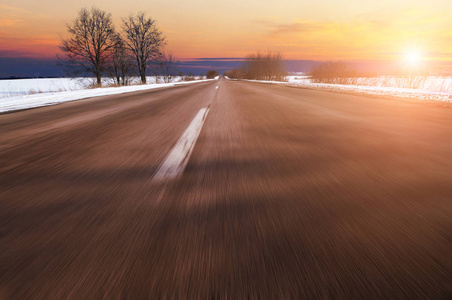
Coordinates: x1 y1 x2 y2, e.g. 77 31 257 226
153 107 210 181
215 86 219 89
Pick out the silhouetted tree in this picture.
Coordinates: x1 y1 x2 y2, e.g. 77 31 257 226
242 51 287 81
309 61 350 84
224 68 244 79
107 35 133 85
155 52 177 83
122 12 166 84
59 7 116 86
183 72 196 81
206 70 219 79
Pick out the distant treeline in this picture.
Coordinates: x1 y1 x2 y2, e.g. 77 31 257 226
0 76 55 80
225 51 288 81
309 61 437 89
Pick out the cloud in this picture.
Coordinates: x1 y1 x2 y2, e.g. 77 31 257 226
0 19 22 27
0 4 27 12
266 22 325 38
0 36 60 58
194 57 245 61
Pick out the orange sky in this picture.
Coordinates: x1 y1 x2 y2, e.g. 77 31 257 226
1 0 451 61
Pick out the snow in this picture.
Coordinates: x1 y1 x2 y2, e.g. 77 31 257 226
0 78 89 98
287 76 452 92
245 76 452 102
0 76 207 98
0 77 215 113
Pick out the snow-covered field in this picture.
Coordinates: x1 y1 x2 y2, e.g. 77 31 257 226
248 76 452 102
0 77 213 113
0 78 88 98
0 76 205 98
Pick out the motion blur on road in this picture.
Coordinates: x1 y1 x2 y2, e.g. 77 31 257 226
1 77 451 298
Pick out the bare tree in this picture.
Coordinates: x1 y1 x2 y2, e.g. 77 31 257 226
242 51 287 81
155 52 177 83
59 7 116 87
183 72 196 81
107 35 133 85
224 68 244 79
309 61 350 84
122 12 166 84
206 70 219 79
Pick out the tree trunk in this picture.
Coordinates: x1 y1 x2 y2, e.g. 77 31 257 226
141 72 146 84
96 72 102 87
140 63 147 84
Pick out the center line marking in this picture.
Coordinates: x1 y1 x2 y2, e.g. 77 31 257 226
153 107 210 181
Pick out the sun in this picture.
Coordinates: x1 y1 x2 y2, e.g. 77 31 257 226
404 49 422 66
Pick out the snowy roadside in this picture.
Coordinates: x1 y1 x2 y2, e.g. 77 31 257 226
0 79 215 113
243 78 452 103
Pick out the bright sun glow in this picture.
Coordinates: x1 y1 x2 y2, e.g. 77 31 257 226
404 49 422 66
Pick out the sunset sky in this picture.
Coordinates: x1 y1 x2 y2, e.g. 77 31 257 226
1 0 451 62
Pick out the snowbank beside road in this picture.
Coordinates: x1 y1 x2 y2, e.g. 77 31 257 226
0 76 207 98
246 76 452 102
0 79 214 113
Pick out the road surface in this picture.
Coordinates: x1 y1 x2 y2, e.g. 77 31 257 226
1 78 451 298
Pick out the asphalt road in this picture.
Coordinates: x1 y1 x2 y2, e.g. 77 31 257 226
1 78 451 299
